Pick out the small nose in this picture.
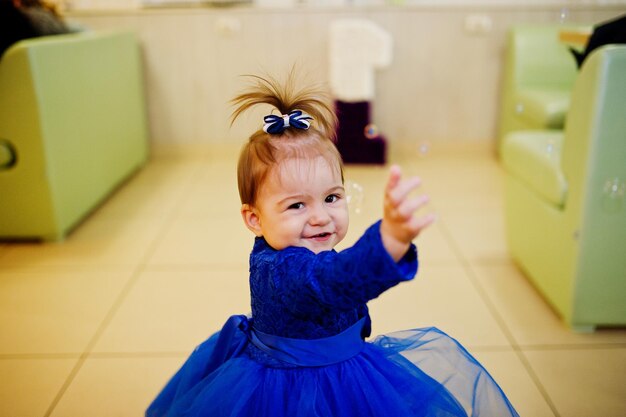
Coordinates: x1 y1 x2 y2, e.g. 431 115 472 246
309 203 331 226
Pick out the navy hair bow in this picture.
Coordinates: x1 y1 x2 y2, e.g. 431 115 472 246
263 110 313 134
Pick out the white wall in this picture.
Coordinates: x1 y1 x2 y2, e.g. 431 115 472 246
65 4 625 151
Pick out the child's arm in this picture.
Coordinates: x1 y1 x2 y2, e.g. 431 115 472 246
272 221 417 314
380 165 435 262
270 166 432 314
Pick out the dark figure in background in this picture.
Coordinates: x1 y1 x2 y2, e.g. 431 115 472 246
572 14 626 68
0 0 70 58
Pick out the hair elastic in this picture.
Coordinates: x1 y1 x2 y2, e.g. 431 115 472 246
263 110 313 134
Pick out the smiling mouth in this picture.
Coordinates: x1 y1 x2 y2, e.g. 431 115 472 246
309 232 332 241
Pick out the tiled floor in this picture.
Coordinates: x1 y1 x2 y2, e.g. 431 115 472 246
1 143 625 417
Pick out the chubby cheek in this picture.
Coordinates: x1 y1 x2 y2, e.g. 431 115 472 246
334 208 350 242
262 224 294 251
274 217 306 247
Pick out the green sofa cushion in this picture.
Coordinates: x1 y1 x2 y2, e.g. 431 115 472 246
514 89 571 129
502 130 567 207
0 31 148 240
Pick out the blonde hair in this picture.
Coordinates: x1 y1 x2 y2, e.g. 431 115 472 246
232 72 342 205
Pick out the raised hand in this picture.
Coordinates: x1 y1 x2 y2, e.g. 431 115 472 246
380 165 436 261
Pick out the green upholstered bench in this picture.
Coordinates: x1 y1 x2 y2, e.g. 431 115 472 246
0 31 149 241
498 25 589 154
501 45 626 331
502 131 566 207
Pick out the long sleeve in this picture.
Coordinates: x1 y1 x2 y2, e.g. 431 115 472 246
268 221 417 315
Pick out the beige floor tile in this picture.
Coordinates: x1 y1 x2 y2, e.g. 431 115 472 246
414 221 460 264
472 262 626 346
88 179 182 225
49 356 185 417
147 214 253 267
0 268 133 355
398 148 505 207
427 166 505 210
368 264 511 348
471 350 556 417
150 143 214 161
0 218 162 268
85 159 203 221
439 208 510 263
132 157 207 188
0 159 199 248
92 268 250 354
0 357 78 417
177 179 241 217
524 348 626 417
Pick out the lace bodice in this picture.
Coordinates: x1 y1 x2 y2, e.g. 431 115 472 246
249 221 418 339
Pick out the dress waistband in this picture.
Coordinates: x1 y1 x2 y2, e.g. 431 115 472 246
211 315 367 368
248 317 367 367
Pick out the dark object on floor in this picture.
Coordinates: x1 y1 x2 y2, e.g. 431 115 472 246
335 100 386 165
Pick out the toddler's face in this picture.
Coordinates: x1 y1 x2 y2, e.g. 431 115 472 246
244 156 348 253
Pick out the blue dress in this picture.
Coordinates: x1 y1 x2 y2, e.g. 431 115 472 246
147 222 519 417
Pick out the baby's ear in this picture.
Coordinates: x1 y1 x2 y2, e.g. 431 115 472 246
241 204 263 236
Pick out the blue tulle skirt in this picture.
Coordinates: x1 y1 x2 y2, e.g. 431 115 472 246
147 316 519 417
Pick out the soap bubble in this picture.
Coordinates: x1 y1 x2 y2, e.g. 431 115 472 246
515 103 524 114
601 178 625 213
364 124 379 140
345 180 364 215
558 7 569 23
417 140 431 158
546 139 556 156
